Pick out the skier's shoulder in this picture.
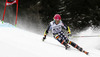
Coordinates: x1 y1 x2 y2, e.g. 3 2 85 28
59 20 64 25
59 20 63 23
50 21 55 25
59 20 67 26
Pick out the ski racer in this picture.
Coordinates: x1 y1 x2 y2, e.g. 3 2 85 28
42 14 88 55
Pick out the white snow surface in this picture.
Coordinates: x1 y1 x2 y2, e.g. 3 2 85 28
0 21 100 57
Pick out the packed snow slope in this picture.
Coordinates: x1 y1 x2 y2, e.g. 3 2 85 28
0 21 100 57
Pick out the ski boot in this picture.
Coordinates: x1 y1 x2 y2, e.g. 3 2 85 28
65 45 70 50
78 47 89 55
83 50 89 55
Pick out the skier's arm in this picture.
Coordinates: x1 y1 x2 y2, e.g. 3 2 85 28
43 24 51 41
62 23 71 34
44 24 51 36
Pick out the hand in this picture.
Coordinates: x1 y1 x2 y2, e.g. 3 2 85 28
42 36 46 41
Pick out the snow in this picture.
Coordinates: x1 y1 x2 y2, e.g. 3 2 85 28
0 21 100 57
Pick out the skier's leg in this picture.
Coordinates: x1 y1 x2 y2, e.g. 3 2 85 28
54 34 67 46
68 41 89 55
63 35 89 55
58 31 70 49
62 37 70 49
62 35 83 51
68 41 83 52
54 32 70 49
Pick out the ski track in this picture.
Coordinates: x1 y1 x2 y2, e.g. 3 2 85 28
0 21 100 57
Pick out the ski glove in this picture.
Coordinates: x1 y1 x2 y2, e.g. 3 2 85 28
42 36 46 41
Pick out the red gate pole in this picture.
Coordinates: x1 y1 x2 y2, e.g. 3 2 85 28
15 0 18 27
2 0 7 24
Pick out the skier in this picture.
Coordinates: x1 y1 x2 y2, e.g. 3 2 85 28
42 14 89 55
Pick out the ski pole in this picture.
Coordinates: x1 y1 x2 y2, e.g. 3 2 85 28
71 35 100 38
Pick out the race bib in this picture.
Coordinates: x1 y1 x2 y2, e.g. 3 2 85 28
52 25 62 33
